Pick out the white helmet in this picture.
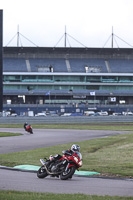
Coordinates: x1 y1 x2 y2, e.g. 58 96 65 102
71 144 80 152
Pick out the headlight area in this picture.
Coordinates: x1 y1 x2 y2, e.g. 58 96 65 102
73 156 79 163
78 161 83 167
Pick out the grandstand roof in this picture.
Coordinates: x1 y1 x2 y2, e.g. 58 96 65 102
3 47 133 59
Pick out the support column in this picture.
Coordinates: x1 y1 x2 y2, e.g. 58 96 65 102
0 10 3 112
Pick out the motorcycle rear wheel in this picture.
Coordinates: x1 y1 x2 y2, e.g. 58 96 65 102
37 166 48 178
60 166 75 180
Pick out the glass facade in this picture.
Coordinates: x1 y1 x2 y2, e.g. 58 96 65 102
3 74 133 91
3 73 133 105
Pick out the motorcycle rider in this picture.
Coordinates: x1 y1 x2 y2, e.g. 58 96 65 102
24 122 31 132
63 144 82 167
49 144 81 161
62 144 80 156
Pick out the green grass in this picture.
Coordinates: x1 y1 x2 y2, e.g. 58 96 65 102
0 122 133 130
1 133 133 178
0 132 22 137
0 124 23 128
0 191 133 200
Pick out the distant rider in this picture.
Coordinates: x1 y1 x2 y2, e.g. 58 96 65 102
24 122 31 132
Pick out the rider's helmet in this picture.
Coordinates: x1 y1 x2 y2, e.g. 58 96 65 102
71 144 80 152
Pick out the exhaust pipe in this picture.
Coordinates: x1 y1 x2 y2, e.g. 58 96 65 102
40 159 54 175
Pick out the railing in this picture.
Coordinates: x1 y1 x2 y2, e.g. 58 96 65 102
3 103 133 108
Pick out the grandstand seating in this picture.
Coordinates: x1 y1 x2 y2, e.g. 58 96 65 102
3 57 133 74
108 59 133 73
29 58 68 72
69 58 107 73
3 58 27 72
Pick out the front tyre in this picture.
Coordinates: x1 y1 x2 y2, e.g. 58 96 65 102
60 166 75 180
37 166 48 178
30 128 33 134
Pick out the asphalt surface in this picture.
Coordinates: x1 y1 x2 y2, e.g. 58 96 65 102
1 169 133 196
0 128 130 154
0 128 133 196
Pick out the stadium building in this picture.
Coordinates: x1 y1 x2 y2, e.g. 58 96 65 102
3 46 133 115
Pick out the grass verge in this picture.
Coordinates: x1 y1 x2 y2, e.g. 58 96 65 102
0 132 22 137
1 133 133 178
0 123 133 130
0 191 133 200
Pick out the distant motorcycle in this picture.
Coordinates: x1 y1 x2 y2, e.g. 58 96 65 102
24 123 33 134
37 151 82 180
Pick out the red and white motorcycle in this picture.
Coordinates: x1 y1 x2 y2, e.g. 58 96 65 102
37 151 82 180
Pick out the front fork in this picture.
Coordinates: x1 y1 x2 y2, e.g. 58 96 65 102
65 162 76 172
65 163 69 172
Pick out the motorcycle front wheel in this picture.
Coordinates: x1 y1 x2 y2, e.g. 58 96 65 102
60 166 75 180
29 129 33 134
37 166 48 178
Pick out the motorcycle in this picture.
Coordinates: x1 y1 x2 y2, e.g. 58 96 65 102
37 151 82 180
24 123 33 134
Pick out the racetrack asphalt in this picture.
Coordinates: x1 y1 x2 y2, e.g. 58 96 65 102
0 168 133 196
0 128 131 154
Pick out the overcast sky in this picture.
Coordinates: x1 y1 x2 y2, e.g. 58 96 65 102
1 0 133 48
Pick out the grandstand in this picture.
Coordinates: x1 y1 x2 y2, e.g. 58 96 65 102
3 46 133 114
